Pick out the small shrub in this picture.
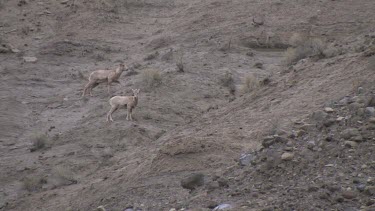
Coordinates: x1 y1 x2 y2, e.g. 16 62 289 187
30 133 48 152
240 74 260 93
219 71 235 94
54 166 77 185
289 33 305 47
284 34 326 65
176 51 184 72
23 176 45 191
142 69 162 89
144 51 159 61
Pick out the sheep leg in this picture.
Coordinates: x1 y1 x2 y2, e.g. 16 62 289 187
107 105 118 122
126 107 132 121
90 82 99 97
82 81 92 97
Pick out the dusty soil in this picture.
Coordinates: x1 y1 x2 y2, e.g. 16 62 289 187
0 0 375 210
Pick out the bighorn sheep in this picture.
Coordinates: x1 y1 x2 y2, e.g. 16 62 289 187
82 63 128 97
107 89 140 122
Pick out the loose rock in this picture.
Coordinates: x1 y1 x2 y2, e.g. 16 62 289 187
281 152 294 161
344 141 358 148
341 128 360 140
324 107 334 113
342 190 357 199
365 107 375 116
181 173 205 191
239 153 254 166
364 186 375 196
213 204 233 210
23 56 38 63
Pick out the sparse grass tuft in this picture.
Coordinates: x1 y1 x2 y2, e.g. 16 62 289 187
54 166 77 185
284 33 326 65
30 133 48 152
289 33 305 47
240 74 260 93
176 51 184 72
219 71 235 94
23 175 46 192
144 51 159 61
142 69 162 89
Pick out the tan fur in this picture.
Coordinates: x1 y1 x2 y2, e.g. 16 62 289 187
82 63 128 97
107 89 140 122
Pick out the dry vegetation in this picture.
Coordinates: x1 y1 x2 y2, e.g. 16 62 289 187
219 71 235 94
284 33 326 65
54 166 77 185
240 74 260 94
23 176 46 192
142 69 162 90
30 133 48 152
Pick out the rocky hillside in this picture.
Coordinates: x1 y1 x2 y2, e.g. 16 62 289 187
0 0 374 210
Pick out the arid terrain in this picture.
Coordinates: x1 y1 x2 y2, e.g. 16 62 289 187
1 0 375 210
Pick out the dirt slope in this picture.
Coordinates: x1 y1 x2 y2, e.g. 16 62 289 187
0 0 374 210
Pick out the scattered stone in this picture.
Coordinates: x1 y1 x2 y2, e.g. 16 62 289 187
352 96 366 104
308 185 319 192
213 204 233 210
342 190 357 199
23 56 38 63
348 103 362 111
367 177 375 185
254 62 263 69
284 146 293 151
356 184 366 192
307 141 315 150
181 173 205 191
312 111 328 122
326 184 340 192
369 117 375 124
357 87 364 94
341 128 360 140
246 51 254 57
217 178 229 188
324 107 334 113
281 152 294 161
323 118 336 127
286 140 293 147
365 107 375 116
299 124 314 131
296 130 306 137
364 186 375 196
262 136 275 148
367 95 375 107
336 116 345 122
352 135 364 142
344 141 358 148
339 96 351 105
335 197 344 203
274 135 288 143
325 135 336 142
239 153 254 166
11 47 20 53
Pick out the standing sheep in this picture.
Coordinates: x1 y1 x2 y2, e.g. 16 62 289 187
107 89 140 122
82 63 128 97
